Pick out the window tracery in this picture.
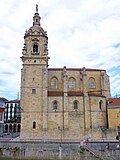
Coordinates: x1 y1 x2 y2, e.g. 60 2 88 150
51 77 58 89
88 77 96 88
68 77 76 88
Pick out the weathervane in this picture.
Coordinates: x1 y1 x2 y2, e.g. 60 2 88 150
36 4 38 13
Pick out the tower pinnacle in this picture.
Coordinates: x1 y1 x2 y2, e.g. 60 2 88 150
33 4 41 26
36 4 38 13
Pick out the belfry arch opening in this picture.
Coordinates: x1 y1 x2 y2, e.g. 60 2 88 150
33 44 38 53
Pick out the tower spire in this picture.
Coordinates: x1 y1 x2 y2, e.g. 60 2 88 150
33 4 41 26
36 4 38 13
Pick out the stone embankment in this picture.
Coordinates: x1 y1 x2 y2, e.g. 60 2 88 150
0 139 119 160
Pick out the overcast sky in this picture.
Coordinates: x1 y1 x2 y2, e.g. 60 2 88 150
0 0 120 99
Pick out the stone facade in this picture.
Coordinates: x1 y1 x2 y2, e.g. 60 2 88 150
0 98 7 135
108 98 120 128
20 5 111 140
4 100 21 133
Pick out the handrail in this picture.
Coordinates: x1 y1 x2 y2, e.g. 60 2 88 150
83 145 105 160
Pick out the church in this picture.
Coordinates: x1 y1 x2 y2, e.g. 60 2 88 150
20 5 111 140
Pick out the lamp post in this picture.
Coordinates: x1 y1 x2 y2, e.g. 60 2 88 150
58 126 64 145
58 125 64 159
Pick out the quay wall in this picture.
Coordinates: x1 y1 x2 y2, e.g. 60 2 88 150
0 140 119 160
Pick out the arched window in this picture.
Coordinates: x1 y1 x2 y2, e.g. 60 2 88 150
33 44 38 53
53 101 58 110
18 124 21 132
9 124 12 132
13 124 16 132
73 100 78 110
99 100 103 110
51 77 58 89
5 124 8 132
14 104 17 119
88 77 96 88
68 77 76 88
33 121 36 129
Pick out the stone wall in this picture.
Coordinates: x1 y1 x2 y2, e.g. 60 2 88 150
0 141 119 160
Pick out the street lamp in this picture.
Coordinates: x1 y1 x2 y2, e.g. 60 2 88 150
58 125 64 160
58 126 64 146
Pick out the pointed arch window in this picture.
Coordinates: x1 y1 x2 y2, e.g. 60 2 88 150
53 101 58 110
88 77 96 88
33 43 38 53
68 77 76 88
73 100 79 110
51 77 58 89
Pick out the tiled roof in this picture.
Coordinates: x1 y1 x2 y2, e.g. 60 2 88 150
0 97 8 102
88 92 106 97
48 91 83 96
108 98 120 106
48 68 105 71
48 91 64 96
48 91 105 97
68 92 83 96
5 100 20 103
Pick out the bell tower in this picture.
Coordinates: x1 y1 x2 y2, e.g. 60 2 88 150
22 4 48 63
20 5 49 139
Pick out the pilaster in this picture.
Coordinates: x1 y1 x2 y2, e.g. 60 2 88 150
82 67 91 131
62 66 69 129
42 67 48 130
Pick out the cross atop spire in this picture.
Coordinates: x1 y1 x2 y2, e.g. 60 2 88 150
36 4 38 13
33 4 41 26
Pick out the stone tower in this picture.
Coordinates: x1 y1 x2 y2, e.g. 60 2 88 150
20 5 49 139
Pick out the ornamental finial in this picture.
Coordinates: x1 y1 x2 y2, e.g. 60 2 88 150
36 4 38 13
